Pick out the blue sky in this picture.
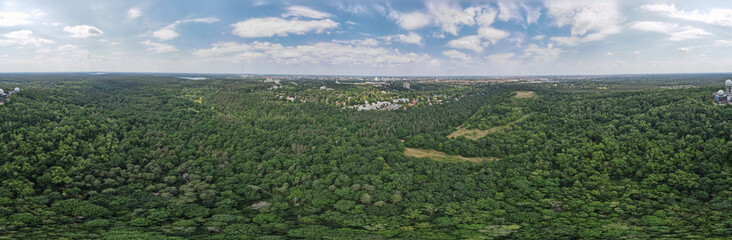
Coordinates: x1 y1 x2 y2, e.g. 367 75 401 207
1 0 732 76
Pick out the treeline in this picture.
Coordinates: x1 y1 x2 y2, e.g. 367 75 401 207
0 75 729 239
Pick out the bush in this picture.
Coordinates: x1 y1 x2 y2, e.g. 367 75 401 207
129 217 154 227
84 219 111 229
9 213 39 225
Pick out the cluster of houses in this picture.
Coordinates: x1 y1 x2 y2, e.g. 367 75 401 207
0 87 20 105
349 98 411 111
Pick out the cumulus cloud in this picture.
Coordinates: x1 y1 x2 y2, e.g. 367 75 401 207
677 47 690 53
64 25 103 38
391 11 432 30
631 21 710 41
153 18 219 40
0 12 31 27
282 6 332 19
140 40 178 53
546 0 622 46
153 25 178 40
447 35 483 53
442 49 471 60
475 7 498 26
231 17 338 38
193 41 430 66
642 4 732 27
426 1 479 35
127 8 142 19
478 27 510 44
0 30 54 46
384 32 423 46
524 43 561 61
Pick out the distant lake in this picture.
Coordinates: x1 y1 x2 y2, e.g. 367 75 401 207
178 77 207 80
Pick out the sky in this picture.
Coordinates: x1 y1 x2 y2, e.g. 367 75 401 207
1 0 732 76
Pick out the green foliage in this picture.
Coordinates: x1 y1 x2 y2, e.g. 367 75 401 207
0 74 730 239
84 219 112 229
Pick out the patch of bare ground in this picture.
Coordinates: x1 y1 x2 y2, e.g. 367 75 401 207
403 147 498 163
448 114 529 140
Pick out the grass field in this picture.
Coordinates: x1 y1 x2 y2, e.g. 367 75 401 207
514 91 535 98
403 147 497 163
448 114 529 140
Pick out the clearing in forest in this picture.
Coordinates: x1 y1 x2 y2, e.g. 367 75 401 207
514 91 535 98
448 114 529 140
403 147 497 163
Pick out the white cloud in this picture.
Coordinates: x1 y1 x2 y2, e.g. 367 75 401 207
426 1 479 35
0 30 54 46
337 3 370 16
152 18 220 40
140 40 178 53
442 50 471 60
497 2 521 22
190 17 219 23
478 27 509 44
63 25 104 38
642 4 732 27
546 0 621 46
524 43 561 61
678 47 690 53
523 4 542 25
282 6 332 19
715 40 732 46
447 35 483 53
487 52 519 66
153 25 179 40
475 7 498 26
384 32 422 46
58 44 77 51
631 21 710 41
633 51 641 55
391 11 432 30
333 38 379 47
533 35 545 40
127 8 142 19
0 12 31 27
194 41 430 66
606 52 613 56
231 17 338 38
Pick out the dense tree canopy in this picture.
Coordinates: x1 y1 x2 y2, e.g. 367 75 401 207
0 73 729 239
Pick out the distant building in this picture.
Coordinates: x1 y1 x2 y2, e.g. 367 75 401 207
0 87 20 105
403 82 410 89
713 79 732 104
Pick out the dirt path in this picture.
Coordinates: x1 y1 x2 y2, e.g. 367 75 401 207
448 114 529 140
404 147 498 163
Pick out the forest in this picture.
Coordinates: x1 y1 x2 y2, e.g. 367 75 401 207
0 73 730 239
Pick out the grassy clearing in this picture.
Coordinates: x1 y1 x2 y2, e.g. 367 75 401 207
514 91 535 98
448 114 529 140
404 147 497 163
